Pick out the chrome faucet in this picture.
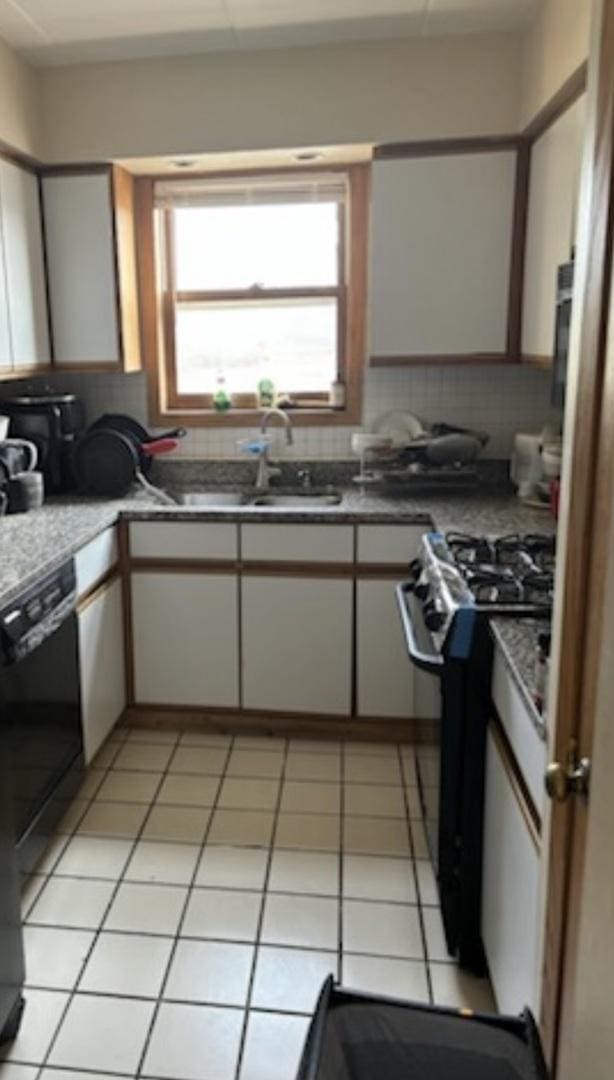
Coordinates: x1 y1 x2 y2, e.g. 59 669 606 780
256 408 293 490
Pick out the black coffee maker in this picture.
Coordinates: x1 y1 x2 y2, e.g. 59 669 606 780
1 394 84 493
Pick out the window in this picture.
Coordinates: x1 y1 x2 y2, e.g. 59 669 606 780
140 167 368 425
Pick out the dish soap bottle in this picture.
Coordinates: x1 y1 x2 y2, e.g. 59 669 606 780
213 374 231 412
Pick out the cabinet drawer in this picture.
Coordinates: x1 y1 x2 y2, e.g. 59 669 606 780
75 526 118 598
241 524 353 563
129 521 238 560
357 525 424 565
492 647 546 815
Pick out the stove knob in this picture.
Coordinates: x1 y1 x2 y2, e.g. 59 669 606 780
414 577 430 601
424 605 446 632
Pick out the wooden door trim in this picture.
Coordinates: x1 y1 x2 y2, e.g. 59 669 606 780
540 5 614 1067
523 61 589 144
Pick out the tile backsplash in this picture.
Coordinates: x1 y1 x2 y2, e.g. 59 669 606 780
1 363 555 460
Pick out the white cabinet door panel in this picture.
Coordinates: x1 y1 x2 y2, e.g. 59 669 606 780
370 152 516 356
482 729 540 1013
522 95 586 358
242 576 352 715
130 521 237 561
79 578 126 764
357 525 424 564
492 646 547 815
75 526 118 599
42 173 119 364
357 579 414 718
0 160 50 367
132 572 239 707
241 524 353 563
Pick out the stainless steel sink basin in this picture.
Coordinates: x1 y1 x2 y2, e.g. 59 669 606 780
178 487 342 508
250 489 342 507
179 492 247 507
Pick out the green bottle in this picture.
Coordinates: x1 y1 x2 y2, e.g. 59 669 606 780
213 374 231 412
257 377 275 408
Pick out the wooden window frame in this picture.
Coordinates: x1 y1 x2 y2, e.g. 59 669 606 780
136 165 368 427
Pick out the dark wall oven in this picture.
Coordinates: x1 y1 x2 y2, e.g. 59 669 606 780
0 560 84 876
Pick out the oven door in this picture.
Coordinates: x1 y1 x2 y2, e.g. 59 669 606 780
0 613 84 875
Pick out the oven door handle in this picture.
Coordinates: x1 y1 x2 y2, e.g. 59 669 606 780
396 581 444 675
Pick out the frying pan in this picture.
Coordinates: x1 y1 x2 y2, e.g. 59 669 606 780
89 413 186 476
73 427 182 497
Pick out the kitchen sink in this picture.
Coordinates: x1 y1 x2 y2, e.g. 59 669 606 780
250 489 342 507
178 488 343 508
179 491 248 507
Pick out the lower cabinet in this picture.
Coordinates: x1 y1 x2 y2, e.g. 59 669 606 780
356 579 414 717
131 571 239 707
242 575 353 715
78 577 126 764
481 726 541 1013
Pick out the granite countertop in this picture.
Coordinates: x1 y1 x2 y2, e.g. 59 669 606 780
490 616 551 738
0 482 555 609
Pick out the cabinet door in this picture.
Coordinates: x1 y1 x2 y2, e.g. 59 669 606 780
242 576 352 715
0 160 50 368
481 728 540 1013
132 572 239 707
357 580 414 718
522 95 586 359
42 173 120 364
78 578 126 764
370 152 516 358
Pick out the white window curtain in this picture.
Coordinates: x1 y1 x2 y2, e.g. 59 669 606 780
154 172 348 209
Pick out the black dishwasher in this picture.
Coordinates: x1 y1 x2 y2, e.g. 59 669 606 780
0 560 84 877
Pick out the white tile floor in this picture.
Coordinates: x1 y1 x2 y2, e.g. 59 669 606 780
1 728 495 1080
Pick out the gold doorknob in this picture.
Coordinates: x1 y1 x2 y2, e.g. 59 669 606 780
545 756 591 802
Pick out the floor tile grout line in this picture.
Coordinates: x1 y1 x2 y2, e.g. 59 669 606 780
33 728 183 1076
133 732 237 1080
232 735 290 1080
398 743 434 1004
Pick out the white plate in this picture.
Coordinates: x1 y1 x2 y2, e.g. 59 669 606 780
371 410 424 447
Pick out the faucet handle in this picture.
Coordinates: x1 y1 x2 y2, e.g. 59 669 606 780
297 469 312 490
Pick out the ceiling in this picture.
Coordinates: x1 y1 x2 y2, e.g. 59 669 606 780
0 0 541 67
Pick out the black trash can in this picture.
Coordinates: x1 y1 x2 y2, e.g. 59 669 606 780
296 978 549 1080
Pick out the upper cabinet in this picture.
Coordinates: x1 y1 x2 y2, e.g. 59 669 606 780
0 159 50 373
369 151 517 361
521 95 586 363
42 165 141 371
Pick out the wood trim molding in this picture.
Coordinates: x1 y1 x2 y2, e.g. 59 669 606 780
489 712 541 850
111 165 142 373
129 557 414 579
118 521 135 707
0 140 42 175
40 163 111 177
370 352 513 368
374 134 522 160
523 61 589 144
76 567 121 614
122 703 438 744
131 558 238 575
522 353 554 370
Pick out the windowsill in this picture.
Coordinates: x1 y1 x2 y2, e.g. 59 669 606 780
151 404 362 427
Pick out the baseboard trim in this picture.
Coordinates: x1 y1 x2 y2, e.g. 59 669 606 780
120 704 438 744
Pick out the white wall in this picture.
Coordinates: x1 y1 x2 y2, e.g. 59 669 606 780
0 35 42 159
39 33 522 163
520 0 591 126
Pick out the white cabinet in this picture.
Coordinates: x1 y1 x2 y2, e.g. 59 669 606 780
75 526 118 599
131 571 239 707
492 645 547 815
357 579 414 717
482 727 541 1013
0 159 50 370
42 166 141 370
522 95 586 359
242 575 353 715
356 524 423 564
130 521 237 561
241 524 353 563
78 577 126 764
370 152 516 358
43 172 120 365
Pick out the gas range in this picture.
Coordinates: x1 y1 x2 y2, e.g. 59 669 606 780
406 531 555 653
